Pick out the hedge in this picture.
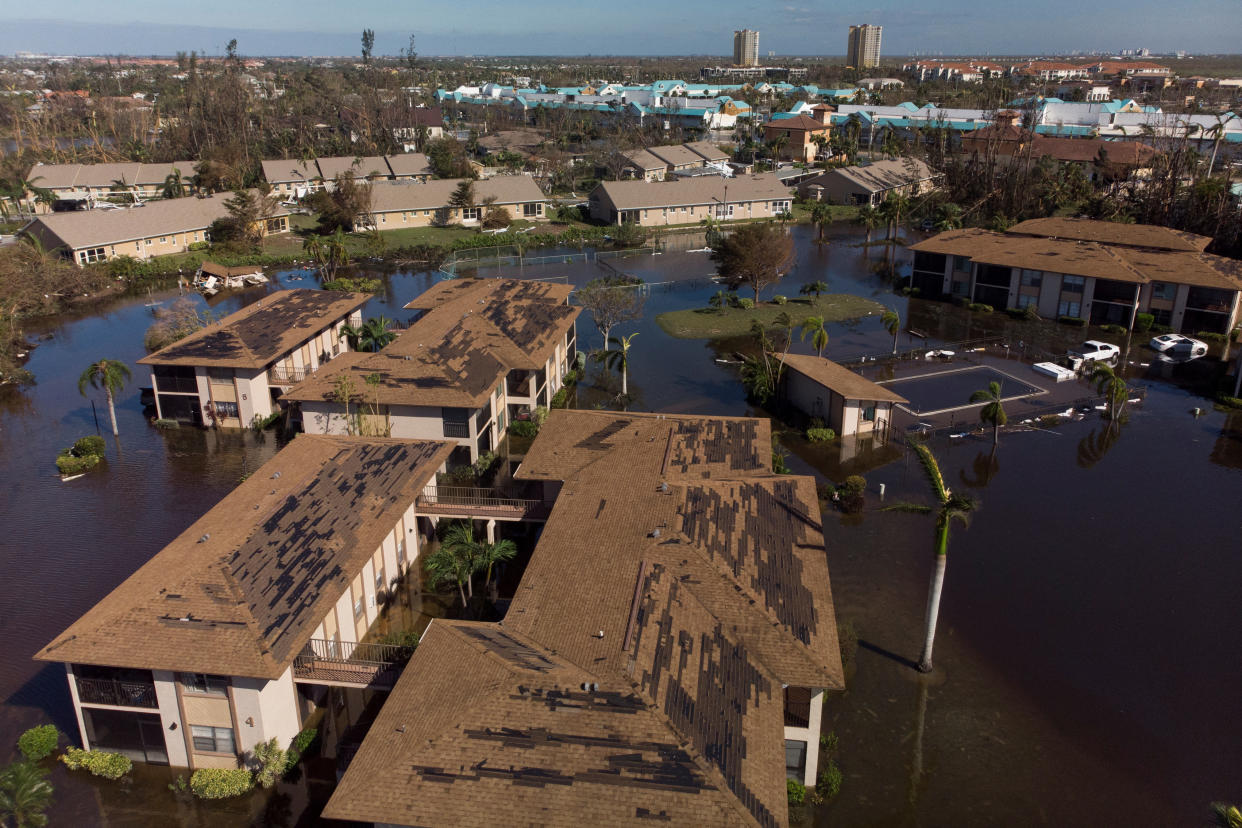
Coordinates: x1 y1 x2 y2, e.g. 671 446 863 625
18 725 58 761
1058 315 1088 327
508 419 540 438
806 427 836 443
1134 312 1154 333
190 767 254 799
73 435 106 457
56 451 102 476
61 747 132 779
967 302 993 313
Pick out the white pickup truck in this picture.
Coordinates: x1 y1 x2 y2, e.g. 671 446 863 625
1067 340 1120 370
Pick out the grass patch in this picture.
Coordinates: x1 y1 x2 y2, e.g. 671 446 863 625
656 294 886 339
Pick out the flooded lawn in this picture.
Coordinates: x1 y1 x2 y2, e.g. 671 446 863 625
0 224 1238 824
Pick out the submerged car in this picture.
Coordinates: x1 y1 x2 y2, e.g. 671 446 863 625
1150 333 1209 358
1068 340 1120 368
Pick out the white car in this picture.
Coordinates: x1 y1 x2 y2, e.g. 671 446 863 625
1068 340 1120 367
1150 333 1209 358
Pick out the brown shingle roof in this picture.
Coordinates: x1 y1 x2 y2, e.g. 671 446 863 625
1007 217 1210 252
683 140 729 162
802 159 936 195
368 176 546 214
283 279 578 407
593 173 790 211
36 436 454 678
621 148 667 171
765 114 829 132
27 160 198 190
646 144 704 168
137 289 371 369
325 411 844 827
780 354 909 403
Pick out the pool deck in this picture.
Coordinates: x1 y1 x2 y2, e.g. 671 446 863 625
849 347 1104 431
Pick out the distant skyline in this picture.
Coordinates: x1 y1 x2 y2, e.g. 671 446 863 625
1 0 1239 58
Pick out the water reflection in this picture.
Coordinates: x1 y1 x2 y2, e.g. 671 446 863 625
958 447 1000 489
1076 421 1123 468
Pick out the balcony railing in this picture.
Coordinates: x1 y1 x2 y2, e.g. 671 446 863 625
76 677 158 708
269 366 308 385
417 486 553 520
443 421 470 439
292 638 414 688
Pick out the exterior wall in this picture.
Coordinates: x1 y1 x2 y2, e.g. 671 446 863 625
151 671 190 767
783 688 825 786
593 195 793 227
372 200 546 229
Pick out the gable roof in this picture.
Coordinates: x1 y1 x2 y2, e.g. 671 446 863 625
593 173 790 211
23 191 289 252
260 154 433 185
645 144 704 168
368 176 546 214
1007 217 1210 252
803 159 937 194
765 114 828 131
36 436 454 679
621 148 667 171
324 410 844 827
780 354 909 403
683 140 729 162
27 160 198 191
283 279 578 408
137 289 370 369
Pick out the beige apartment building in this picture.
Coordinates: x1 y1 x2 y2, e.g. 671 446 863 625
910 218 1242 333
22 191 290 265
21 160 198 211
366 176 548 228
286 279 579 467
35 435 455 770
260 153 434 196
323 410 845 827
590 172 793 226
780 354 908 437
139 289 370 428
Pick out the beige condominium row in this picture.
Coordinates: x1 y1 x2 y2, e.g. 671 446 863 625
911 217 1242 334
284 278 579 466
260 153 434 196
21 191 290 265
137 289 370 429
590 171 793 227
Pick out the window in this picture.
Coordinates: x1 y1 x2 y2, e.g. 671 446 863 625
523 202 542 217
398 537 407 564
354 594 364 618
213 401 239 420
1016 294 1038 309
180 673 229 696
159 236 167 244
77 247 106 264
862 405 876 422
1020 270 1042 288
1058 300 1082 318
145 239 153 246
1150 282 1176 301
462 207 481 221
190 726 235 754
1061 275 1085 293
953 256 972 273
375 568 385 593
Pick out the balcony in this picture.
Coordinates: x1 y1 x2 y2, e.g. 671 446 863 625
416 486 553 521
269 366 308 386
292 638 414 689
76 677 158 709
784 686 812 728
443 421 470 439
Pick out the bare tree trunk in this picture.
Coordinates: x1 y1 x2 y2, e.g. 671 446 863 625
918 543 948 673
106 389 119 436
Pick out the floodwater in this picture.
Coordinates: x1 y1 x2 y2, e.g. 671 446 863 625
0 224 1238 824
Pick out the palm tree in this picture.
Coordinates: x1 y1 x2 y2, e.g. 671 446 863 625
161 168 188 199
884 441 978 673
592 332 638 396
340 317 396 353
708 289 730 313
303 229 350 281
1090 363 1128 422
478 538 518 595
800 280 829 299
969 381 1007 446
0 760 54 828
881 308 901 354
801 316 828 358
78 359 131 436
424 522 481 606
1211 802 1242 828
110 177 139 205
809 203 832 242
856 204 882 247
934 203 963 231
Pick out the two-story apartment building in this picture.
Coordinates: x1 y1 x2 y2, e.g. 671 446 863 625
366 176 548 228
260 154 433 197
590 173 793 227
138 289 370 428
909 218 1242 334
22 191 291 265
322 410 845 827
35 434 455 770
286 279 579 466
23 160 198 211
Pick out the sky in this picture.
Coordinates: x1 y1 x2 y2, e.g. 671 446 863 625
1 0 1239 57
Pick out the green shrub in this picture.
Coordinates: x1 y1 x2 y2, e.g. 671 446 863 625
1217 395 1242 410
190 767 253 799
249 411 281 433
1038 414 1063 428
251 738 287 789
816 760 843 801
188 241 210 251
1004 307 1027 319
1134 312 1154 333
805 427 836 443
73 435 106 457
531 406 549 426
18 725 58 761
1100 323 1128 334
56 452 102 476
61 747 132 779
737 298 755 310
322 277 383 292
787 778 807 806
1058 315 1087 327
551 387 571 409
1150 323 1173 335
508 419 540 438
820 731 839 752
285 728 318 772
842 474 867 494
952 295 970 307
153 418 180 429
967 302 992 313
1196 331 1227 344
772 295 788 305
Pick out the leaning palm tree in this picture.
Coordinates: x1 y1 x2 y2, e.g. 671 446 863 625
884 440 978 673
1090 363 1128 422
0 760 54 828
593 332 638 397
881 308 901 354
801 316 828 358
78 359 131 436
969 381 1008 446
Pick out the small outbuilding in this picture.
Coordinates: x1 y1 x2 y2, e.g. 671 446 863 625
780 354 907 436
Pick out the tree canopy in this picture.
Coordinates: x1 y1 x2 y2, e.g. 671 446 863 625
710 222 795 304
